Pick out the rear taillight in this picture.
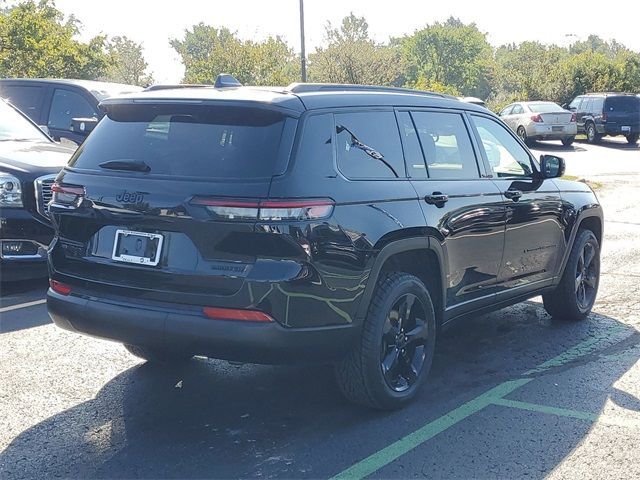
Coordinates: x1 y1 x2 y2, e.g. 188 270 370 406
51 182 85 209
530 114 543 123
570 113 577 123
50 279 72 295
203 307 273 322
191 198 334 221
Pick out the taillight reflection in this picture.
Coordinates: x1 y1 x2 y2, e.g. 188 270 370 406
191 197 334 221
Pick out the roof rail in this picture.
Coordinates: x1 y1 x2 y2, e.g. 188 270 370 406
144 84 213 91
285 83 453 99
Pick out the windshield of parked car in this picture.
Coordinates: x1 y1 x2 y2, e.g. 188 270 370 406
0 99 49 142
605 96 640 113
68 103 291 178
528 102 565 113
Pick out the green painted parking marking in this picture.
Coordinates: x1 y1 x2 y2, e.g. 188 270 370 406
330 379 531 480
492 398 640 429
331 323 637 479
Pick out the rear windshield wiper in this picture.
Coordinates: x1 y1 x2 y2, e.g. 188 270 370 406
98 160 151 173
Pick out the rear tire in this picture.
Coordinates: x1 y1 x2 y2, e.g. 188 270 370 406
517 126 533 146
543 229 600 321
626 133 639 144
586 122 601 144
124 344 193 364
335 273 437 410
561 136 575 147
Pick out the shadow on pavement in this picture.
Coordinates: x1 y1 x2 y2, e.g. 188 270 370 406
576 138 640 150
0 303 638 479
531 141 586 153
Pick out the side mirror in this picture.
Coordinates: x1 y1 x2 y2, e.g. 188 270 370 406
70 117 98 136
539 154 565 178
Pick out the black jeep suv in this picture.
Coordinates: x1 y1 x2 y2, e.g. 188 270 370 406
567 92 640 144
47 81 603 409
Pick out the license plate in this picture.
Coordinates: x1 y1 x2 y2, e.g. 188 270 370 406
112 229 163 266
621 126 631 132
552 126 563 132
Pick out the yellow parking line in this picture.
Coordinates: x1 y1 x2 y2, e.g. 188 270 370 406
0 298 46 313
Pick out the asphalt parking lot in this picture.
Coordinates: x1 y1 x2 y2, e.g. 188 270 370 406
1 138 639 479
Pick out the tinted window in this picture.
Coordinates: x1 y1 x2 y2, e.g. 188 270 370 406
335 111 404 179
48 89 97 130
397 111 427 178
296 114 334 177
1 85 44 121
471 115 533 178
411 111 478 180
591 97 604 113
605 96 640 113
582 97 594 113
69 104 291 179
511 104 524 115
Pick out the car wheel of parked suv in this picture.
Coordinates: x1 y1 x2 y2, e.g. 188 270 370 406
586 122 601 144
124 344 193 364
335 273 437 410
626 133 639 144
543 229 600 321
561 136 575 147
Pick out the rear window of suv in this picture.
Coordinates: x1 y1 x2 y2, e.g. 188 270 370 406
604 96 640 113
69 104 292 178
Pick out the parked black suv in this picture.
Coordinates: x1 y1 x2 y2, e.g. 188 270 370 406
47 81 603 409
0 79 142 144
0 98 74 282
567 92 640 144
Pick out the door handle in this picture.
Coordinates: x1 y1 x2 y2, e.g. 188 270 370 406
504 189 523 201
425 192 449 206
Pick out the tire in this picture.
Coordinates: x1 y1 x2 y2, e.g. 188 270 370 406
543 229 600 321
124 344 193 364
561 136 575 147
626 133 639 144
517 126 532 146
586 122 601 144
335 273 437 410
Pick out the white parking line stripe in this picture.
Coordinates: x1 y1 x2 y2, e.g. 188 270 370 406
0 298 46 313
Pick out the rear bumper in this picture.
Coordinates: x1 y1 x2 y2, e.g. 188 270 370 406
528 124 577 139
47 289 360 364
599 124 640 135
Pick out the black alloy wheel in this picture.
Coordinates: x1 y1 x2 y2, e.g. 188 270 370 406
575 241 598 312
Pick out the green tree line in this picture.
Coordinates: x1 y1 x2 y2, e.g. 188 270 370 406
2 1 639 111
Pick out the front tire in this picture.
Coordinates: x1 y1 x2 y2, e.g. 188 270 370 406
626 133 639 144
335 273 437 409
586 123 601 144
543 229 600 321
561 136 575 147
124 344 193 364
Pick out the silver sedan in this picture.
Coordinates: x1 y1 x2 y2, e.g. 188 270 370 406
499 101 578 146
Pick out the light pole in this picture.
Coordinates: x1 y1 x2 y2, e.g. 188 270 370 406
299 0 307 82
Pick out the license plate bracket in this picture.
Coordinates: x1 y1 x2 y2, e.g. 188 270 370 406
552 126 563 132
112 229 164 266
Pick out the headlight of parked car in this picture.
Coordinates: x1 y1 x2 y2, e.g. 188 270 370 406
0 173 23 207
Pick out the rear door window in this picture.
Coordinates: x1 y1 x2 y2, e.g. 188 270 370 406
69 104 293 179
511 104 524 115
335 111 404 179
48 89 97 130
410 111 479 180
0 85 45 122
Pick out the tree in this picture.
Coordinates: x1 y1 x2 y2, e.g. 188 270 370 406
170 24 297 85
0 0 108 79
402 17 493 98
308 13 403 86
103 36 153 86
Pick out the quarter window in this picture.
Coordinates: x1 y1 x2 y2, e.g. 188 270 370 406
48 89 97 130
335 111 404 179
471 115 533 178
410 111 479 180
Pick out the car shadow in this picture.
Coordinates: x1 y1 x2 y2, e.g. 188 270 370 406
0 278 51 333
530 141 586 153
0 303 637 479
576 137 640 150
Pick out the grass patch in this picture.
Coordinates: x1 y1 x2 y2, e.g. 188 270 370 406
561 175 603 190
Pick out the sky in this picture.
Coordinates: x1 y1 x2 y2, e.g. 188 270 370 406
53 0 640 84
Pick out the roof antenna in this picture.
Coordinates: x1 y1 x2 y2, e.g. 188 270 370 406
214 74 242 89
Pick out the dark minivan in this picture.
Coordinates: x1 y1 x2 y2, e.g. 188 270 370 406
0 79 142 144
47 81 603 409
567 92 640 144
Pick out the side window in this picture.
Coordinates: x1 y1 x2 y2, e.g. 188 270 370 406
582 97 593 114
471 115 533 178
411 111 479 180
297 114 334 177
569 97 582 111
396 111 427 179
1 85 44 122
48 89 97 130
499 105 514 116
511 104 524 115
335 111 404 179
592 97 604 114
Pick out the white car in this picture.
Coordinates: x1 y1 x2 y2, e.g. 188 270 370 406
499 101 577 146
